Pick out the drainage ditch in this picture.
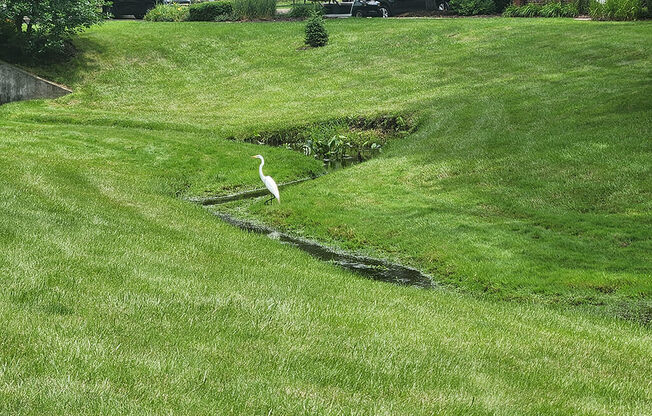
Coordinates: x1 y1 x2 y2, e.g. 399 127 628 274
213 212 436 289
198 115 435 289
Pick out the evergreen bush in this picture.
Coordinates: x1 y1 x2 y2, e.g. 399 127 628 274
305 12 328 47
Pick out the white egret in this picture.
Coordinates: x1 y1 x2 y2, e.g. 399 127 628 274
251 155 280 204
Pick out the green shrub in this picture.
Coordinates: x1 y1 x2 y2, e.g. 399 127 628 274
576 0 591 14
232 0 277 19
144 4 189 22
494 0 512 12
304 12 328 47
288 3 324 18
589 0 643 19
449 0 496 15
188 1 234 20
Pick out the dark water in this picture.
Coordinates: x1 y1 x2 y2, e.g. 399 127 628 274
214 212 436 289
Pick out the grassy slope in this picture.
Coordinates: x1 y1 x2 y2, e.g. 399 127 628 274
0 18 650 414
245 18 649 306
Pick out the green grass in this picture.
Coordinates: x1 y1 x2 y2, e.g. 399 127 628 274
245 21 652 306
0 18 651 414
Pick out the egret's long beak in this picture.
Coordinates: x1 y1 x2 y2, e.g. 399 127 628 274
250 156 257 159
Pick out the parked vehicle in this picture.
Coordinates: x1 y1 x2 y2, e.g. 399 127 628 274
108 0 156 19
350 0 388 17
325 0 449 17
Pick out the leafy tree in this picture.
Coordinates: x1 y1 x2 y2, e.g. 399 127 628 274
0 0 105 61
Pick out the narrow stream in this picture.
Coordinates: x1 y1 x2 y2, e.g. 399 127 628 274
200 129 435 289
213 212 436 289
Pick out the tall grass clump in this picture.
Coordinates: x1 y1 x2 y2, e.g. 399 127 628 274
144 4 190 22
503 1 578 17
502 4 519 15
589 0 644 19
233 0 277 19
539 1 579 16
540 1 564 16
519 3 543 16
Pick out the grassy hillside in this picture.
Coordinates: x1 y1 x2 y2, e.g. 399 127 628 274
243 18 652 308
0 18 650 414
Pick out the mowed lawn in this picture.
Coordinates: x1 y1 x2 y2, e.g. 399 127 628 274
0 18 650 414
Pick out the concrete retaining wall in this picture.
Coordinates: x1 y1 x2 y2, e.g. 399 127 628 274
0 60 71 105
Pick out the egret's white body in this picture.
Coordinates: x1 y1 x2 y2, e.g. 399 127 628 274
252 155 280 204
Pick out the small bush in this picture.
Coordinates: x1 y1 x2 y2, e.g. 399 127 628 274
188 1 234 20
449 0 495 15
288 3 324 18
144 4 190 22
305 12 328 47
233 0 277 19
589 0 643 19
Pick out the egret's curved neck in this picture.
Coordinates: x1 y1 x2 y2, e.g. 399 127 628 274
258 157 265 181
